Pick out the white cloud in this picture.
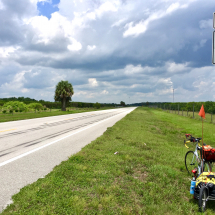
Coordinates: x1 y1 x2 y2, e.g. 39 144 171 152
88 78 98 87
166 62 189 73
0 0 5 10
96 1 119 18
26 12 80 45
0 70 29 94
199 19 212 29
87 45 96 51
158 78 173 86
123 2 188 37
67 38 82 51
0 46 20 58
111 19 127 27
101 90 109 94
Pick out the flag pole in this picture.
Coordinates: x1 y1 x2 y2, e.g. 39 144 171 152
198 104 205 174
202 117 203 173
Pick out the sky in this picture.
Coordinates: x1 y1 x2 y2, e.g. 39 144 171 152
0 0 214 104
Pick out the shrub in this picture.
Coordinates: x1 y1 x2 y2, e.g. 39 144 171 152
2 110 7 114
3 101 28 112
27 103 43 111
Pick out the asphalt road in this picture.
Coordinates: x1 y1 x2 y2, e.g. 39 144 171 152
0 107 136 212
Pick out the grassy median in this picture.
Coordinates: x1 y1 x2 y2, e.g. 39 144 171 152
0 107 115 123
2 107 215 214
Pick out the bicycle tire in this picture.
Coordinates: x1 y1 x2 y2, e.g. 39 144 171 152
203 160 213 172
198 186 208 212
185 151 199 175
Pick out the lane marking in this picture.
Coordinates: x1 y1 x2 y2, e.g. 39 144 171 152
0 129 16 133
0 108 135 167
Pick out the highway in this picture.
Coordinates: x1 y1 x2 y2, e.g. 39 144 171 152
0 107 136 212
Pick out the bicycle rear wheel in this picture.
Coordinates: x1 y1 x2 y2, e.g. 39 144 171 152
185 151 200 175
203 161 213 172
198 186 208 212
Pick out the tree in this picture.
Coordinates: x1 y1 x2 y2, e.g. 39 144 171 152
54 80 74 111
94 102 101 109
120 101 125 106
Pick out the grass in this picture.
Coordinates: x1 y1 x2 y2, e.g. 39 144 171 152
0 107 115 123
165 109 215 123
2 107 215 214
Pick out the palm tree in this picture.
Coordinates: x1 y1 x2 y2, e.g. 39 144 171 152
54 80 74 111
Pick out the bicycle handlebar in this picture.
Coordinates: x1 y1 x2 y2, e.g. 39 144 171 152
184 134 202 149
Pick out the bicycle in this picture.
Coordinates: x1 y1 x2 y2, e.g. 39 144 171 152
184 134 212 176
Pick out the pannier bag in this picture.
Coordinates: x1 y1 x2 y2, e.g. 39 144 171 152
200 145 215 162
194 172 215 199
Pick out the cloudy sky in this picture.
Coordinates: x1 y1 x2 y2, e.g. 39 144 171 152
0 0 214 104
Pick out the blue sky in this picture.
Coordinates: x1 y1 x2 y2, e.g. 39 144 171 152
0 0 214 104
37 0 60 19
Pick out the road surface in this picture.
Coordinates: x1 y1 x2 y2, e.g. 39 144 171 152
0 107 136 212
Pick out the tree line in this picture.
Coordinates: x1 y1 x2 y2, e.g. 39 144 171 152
143 101 215 114
0 80 126 112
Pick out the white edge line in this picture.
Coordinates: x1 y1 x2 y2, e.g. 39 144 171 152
0 108 135 167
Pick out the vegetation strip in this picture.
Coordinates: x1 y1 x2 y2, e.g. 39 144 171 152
0 107 115 123
2 107 215 214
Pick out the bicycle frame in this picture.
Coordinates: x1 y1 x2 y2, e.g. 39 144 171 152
185 136 204 175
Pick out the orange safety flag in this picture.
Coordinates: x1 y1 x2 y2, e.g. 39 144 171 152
198 105 205 119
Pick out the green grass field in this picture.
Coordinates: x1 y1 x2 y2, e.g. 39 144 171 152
2 107 215 214
0 107 115 123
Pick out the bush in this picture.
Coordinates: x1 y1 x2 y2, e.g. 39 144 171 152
3 101 28 113
27 103 43 111
9 110 13 114
2 110 7 114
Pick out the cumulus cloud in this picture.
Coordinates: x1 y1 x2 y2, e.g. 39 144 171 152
87 45 96 51
0 0 214 103
88 78 98 87
123 2 188 37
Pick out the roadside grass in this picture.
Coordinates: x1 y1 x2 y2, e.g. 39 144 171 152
165 109 215 124
2 107 215 214
0 107 115 123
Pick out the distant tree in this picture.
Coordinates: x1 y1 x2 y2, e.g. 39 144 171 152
54 80 74 111
120 101 125 106
94 102 101 109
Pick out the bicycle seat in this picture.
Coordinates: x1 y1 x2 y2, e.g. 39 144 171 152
197 138 202 140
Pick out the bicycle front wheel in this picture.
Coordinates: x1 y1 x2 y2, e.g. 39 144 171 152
185 151 200 175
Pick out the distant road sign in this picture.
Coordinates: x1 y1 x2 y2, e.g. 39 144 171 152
214 13 215 29
213 31 215 64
